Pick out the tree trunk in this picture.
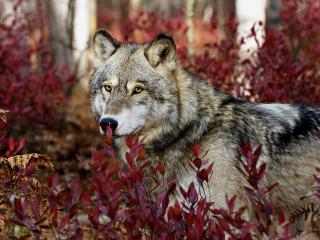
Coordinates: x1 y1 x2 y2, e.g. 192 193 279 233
47 0 74 73
73 0 93 79
185 0 195 56
235 0 267 98
213 0 235 40
47 0 96 87
236 0 267 62
1 0 16 22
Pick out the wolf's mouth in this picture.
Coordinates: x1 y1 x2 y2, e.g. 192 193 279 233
100 123 143 139
113 126 142 139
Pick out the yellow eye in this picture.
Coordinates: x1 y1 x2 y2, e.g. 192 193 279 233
133 86 143 94
104 85 112 92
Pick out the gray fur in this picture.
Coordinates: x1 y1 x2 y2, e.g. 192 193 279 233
90 30 320 230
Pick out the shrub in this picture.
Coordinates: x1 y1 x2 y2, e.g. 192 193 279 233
114 1 320 106
0 2 74 146
1 0 320 239
1 124 292 239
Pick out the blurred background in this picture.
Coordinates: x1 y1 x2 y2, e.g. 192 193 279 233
0 0 319 176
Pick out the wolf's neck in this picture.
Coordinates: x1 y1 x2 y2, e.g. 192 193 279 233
144 68 221 156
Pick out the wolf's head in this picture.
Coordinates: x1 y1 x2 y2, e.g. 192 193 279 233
90 30 181 140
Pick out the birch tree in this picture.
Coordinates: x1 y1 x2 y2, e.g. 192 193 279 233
47 0 96 85
185 0 195 56
235 0 267 97
236 0 268 62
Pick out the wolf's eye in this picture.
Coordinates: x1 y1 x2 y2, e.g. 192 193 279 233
133 86 143 94
104 84 112 92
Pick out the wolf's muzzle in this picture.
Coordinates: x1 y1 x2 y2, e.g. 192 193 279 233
99 118 118 132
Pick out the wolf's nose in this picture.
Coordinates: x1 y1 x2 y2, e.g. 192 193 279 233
99 118 118 132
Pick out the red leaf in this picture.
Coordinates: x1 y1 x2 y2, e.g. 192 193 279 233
150 165 157 176
80 191 91 207
156 192 169 218
118 169 127 179
235 207 246 224
193 158 202 169
197 199 206 214
103 126 113 145
226 195 236 213
207 163 214 175
137 147 145 161
179 186 187 199
193 144 200 157
218 218 231 232
278 211 285 224
51 205 58 228
156 162 165 176
168 201 182 221
125 135 133 149
244 186 256 198
48 174 59 189
30 199 40 220
69 205 78 219
140 160 151 170
9 137 15 152
240 141 252 159
91 205 100 224
70 176 80 195
14 198 24 219
197 169 209 183
16 138 26 153
267 182 279 193
35 216 48 226
59 215 69 229
211 208 223 215
125 152 134 167
252 145 262 166
187 182 198 204
76 227 84 240
257 163 267 182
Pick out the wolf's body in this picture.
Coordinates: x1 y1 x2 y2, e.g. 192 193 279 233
90 30 320 228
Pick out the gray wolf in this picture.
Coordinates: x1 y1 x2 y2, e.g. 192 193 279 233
89 30 320 229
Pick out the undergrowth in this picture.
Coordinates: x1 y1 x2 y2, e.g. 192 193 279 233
1 0 320 239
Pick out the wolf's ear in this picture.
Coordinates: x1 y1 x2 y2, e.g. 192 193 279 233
93 30 119 67
145 33 176 68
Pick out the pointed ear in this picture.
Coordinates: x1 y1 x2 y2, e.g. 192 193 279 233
93 30 120 67
145 33 176 68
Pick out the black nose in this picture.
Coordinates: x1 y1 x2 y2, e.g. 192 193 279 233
99 118 118 132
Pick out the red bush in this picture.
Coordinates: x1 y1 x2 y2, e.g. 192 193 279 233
0 3 74 144
2 125 293 239
114 1 320 106
2 0 320 239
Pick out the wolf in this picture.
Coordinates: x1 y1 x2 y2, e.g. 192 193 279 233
89 30 320 229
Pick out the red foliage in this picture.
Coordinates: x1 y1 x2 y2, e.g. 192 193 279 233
3 129 294 239
115 1 320 106
237 141 291 238
1 0 320 239
0 3 74 144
